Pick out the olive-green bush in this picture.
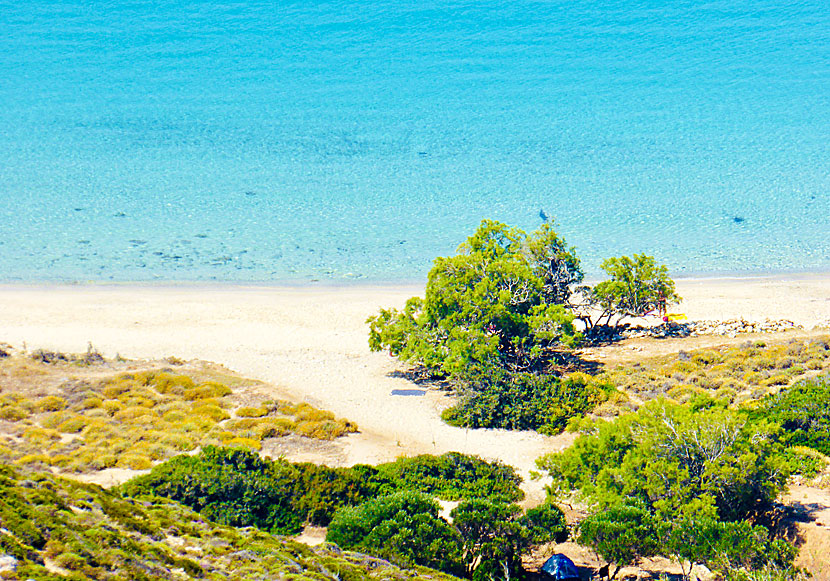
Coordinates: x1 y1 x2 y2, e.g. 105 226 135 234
121 447 525 532
0 460 458 581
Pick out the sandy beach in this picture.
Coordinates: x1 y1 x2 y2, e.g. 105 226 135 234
2 274 830 499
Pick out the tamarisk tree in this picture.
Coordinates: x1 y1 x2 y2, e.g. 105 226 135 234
576 254 680 330
368 219 583 378
368 219 679 432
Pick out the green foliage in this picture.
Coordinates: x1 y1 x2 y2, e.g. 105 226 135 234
291 462 381 526
538 398 788 522
326 491 465 575
0 461 459 581
368 219 582 378
760 374 830 455
368 220 683 434
577 504 660 576
666 517 798 576
375 452 524 502
444 369 614 434
779 445 828 478
451 499 528 581
577 504 798 578
121 445 304 534
451 499 566 581
122 447 524 532
583 254 679 327
327 493 568 581
523 501 569 545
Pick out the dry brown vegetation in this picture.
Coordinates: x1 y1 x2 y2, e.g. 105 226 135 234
0 349 356 474
582 336 830 417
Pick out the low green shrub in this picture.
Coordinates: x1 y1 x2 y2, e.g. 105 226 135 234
34 395 67 412
780 446 827 478
376 451 524 502
121 446 525 533
444 368 613 434
235 406 268 418
759 375 830 455
0 405 28 421
327 491 464 575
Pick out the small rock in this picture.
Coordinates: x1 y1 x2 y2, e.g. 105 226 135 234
0 554 18 572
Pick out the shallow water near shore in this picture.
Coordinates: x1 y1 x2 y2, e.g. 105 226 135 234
1 0 828 282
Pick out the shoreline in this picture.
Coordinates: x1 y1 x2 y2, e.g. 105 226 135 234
1 270 828 330
2 267 830 291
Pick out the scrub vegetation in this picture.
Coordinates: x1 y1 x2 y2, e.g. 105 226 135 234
593 337 830 414
120 446 524 534
368 219 677 433
120 446 563 581
0 460 460 581
537 378 830 580
0 360 356 474
327 492 567 581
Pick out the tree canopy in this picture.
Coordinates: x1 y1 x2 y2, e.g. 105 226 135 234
327 492 568 581
368 218 678 433
368 220 583 378
326 491 465 575
576 504 660 579
539 397 802 577
538 397 787 522
578 253 680 329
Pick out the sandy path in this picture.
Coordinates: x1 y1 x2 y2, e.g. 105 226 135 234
1 274 828 498
783 485 830 580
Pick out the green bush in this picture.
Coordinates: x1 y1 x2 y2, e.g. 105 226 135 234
538 398 788 522
121 445 304 534
524 501 569 544
121 447 524 531
779 446 827 478
375 452 524 502
444 368 613 434
291 463 382 526
760 375 830 455
327 491 465 575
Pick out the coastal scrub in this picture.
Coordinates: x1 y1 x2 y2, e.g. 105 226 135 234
0 358 356 473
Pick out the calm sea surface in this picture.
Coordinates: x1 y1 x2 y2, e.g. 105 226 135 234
1 0 828 282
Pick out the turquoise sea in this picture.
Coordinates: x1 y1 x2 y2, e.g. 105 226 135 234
1 0 828 283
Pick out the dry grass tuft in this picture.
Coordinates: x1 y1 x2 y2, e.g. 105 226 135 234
0 355 358 473
596 336 830 410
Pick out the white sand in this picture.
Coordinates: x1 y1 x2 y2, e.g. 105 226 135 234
1 274 829 496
